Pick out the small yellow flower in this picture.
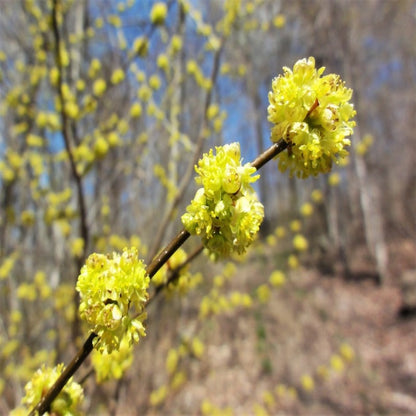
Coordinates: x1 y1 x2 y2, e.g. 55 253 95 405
150 2 167 25
339 343 355 362
256 284 271 304
293 234 309 251
149 385 167 407
132 36 149 57
166 348 179 375
311 189 323 203
93 78 106 97
111 68 125 84
191 337 205 358
130 102 142 118
275 226 286 238
290 220 301 232
288 254 299 269
328 172 341 186
269 270 286 287
273 14 285 28
300 202 313 217
149 74 161 90
70 238 84 258
157 54 169 71
301 374 314 392
330 354 345 372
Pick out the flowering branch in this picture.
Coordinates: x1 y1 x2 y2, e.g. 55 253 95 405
28 139 288 415
28 56 355 415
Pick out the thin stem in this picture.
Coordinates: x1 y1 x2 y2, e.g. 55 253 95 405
146 229 191 278
147 39 225 263
250 138 288 170
29 139 288 415
51 0 89 254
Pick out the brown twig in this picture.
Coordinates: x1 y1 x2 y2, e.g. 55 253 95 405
29 132 288 416
51 0 89 255
147 38 225 263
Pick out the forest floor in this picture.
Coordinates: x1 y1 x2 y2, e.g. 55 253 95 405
114 237 416 415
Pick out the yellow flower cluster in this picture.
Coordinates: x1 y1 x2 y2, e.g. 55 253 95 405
150 2 167 25
76 247 149 353
182 143 264 259
15 364 83 415
268 57 356 178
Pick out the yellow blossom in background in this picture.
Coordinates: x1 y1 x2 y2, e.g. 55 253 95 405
311 189 323 203
149 385 168 407
330 354 345 372
108 14 122 28
49 67 59 86
187 59 198 74
64 101 79 119
269 270 286 287
111 68 125 84
339 343 355 362
253 403 269 416
166 348 179 375
21 210 35 227
169 35 183 54
300 202 313 217
290 220 301 232
93 78 106 97
273 13 285 28
138 84 152 101
17 283 37 301
317 364 329 380
266 234 276 246
301 374 315 392
213 274 224 287
293 234 309 251
70 238 84 258
94 17 104 28
207 103 219 120
157 53 169 71
288 254 299 269
149 74 161 90
150 2 168 25
107 131 120 147
275 226 286 238
223 262 236 278
130 102 143 118
191 337 205 358
275 383 287 398
88 58 101 78
328 172 341 186
132 36 149 57
94 137 109 158
256 284 271 304
171 370 186 390
356 133 374 156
